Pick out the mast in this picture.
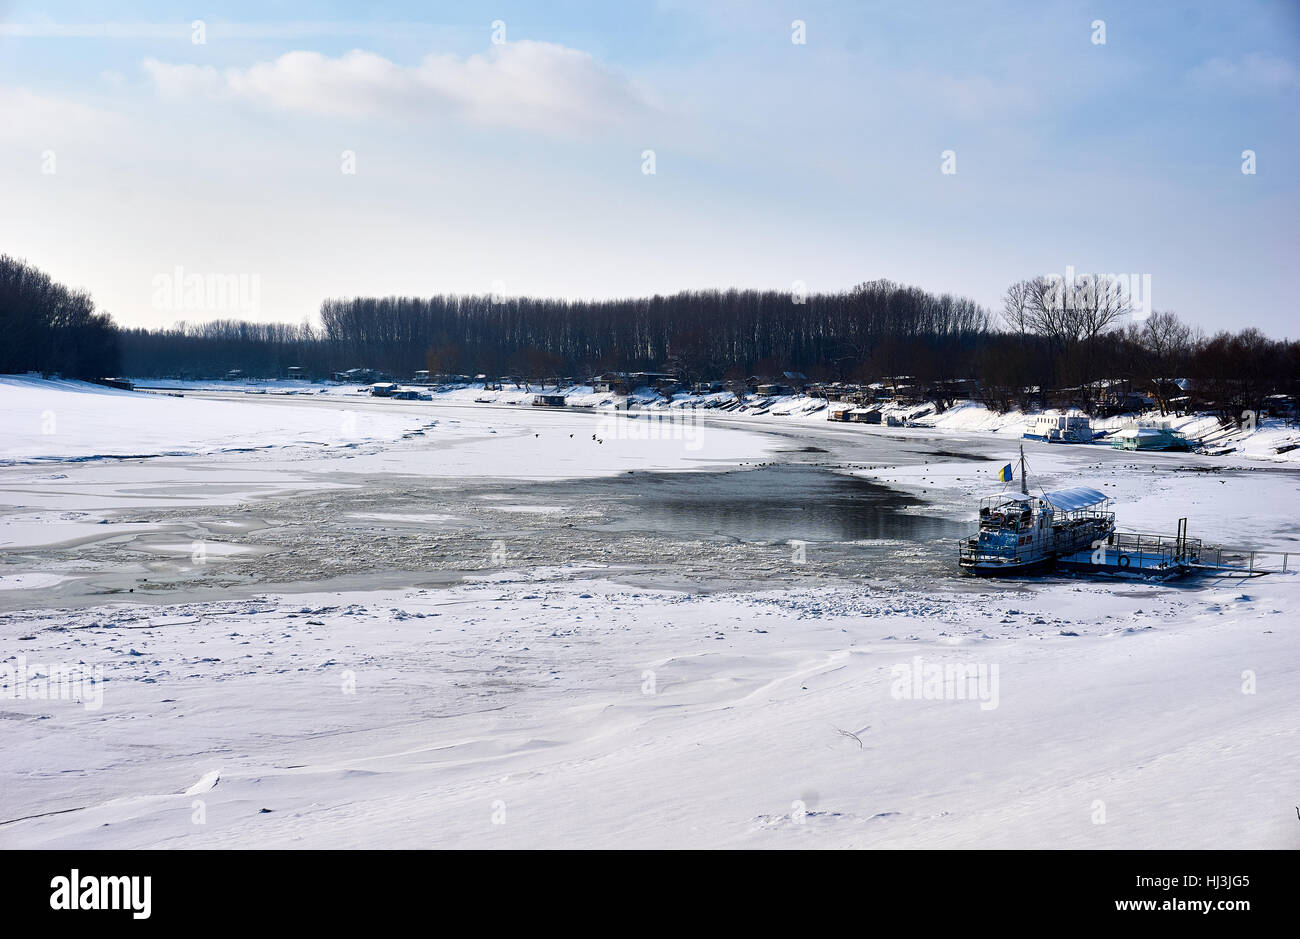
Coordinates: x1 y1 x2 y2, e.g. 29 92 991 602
1019 443 1029 496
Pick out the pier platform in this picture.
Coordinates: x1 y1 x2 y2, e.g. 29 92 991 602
1055 528 1287 580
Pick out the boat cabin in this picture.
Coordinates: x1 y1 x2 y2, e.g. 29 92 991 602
1024 413 1094 443
962 487 1114 573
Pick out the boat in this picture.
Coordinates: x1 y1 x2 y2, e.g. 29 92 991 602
1023 412 1095 444
959 445 1115 575
1110 422 1190 451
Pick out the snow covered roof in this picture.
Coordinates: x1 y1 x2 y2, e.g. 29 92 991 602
1042 487 1108 512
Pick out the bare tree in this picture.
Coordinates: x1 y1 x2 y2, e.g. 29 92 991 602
1000 279 1032 337
1124 310 1197 414
1001 273 1133 403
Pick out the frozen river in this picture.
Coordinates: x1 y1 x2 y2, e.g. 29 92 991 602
10 390 1285 612
0 394 1002 612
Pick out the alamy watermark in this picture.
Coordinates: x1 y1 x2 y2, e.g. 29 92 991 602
50 870 150 919
889 656 1000 711
1 656 103 710
593 410 704 451
151 265 261 315
1042 264 1151 321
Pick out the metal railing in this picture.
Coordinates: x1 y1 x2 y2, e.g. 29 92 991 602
1108 531 1200 558
1195 545 1291 574
1106 532 1290 574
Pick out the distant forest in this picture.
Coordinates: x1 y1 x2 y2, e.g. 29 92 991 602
122 284 992 383
0 255 119 378
3 254 1297 418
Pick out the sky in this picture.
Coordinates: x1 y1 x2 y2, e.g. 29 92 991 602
1 0 1297 336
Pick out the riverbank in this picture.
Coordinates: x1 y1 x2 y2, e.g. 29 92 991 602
126 375 1300 466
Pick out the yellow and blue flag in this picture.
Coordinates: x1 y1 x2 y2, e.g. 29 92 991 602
998 463 1013 482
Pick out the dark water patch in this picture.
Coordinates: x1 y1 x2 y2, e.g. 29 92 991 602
581 464 968 544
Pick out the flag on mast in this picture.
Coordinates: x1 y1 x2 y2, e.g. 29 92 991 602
998 463 1013 482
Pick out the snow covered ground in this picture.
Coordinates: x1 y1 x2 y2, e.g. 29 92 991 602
3 571 1296 849
0 376 435 463
1 376 776 478
130 375 1300 465
1 376 1297 849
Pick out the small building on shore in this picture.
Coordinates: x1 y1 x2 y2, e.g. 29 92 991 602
333 368 381 384
847 408 882 423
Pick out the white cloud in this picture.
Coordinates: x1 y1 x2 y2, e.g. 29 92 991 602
143 42 649 133
0 87 119 143
142 60 227 99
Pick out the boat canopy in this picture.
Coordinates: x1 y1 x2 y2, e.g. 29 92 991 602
1042 487 1108 512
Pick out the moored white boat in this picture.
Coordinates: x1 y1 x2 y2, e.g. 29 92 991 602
1023 412 1095 444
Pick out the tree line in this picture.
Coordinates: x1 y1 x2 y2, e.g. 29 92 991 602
316 282 993 381
975 275 1300 419
2 254 1295 421
0 254 119 378
112 281 995 382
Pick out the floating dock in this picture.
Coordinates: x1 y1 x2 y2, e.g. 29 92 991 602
1056 521 1289 580
1057 533 1198 581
